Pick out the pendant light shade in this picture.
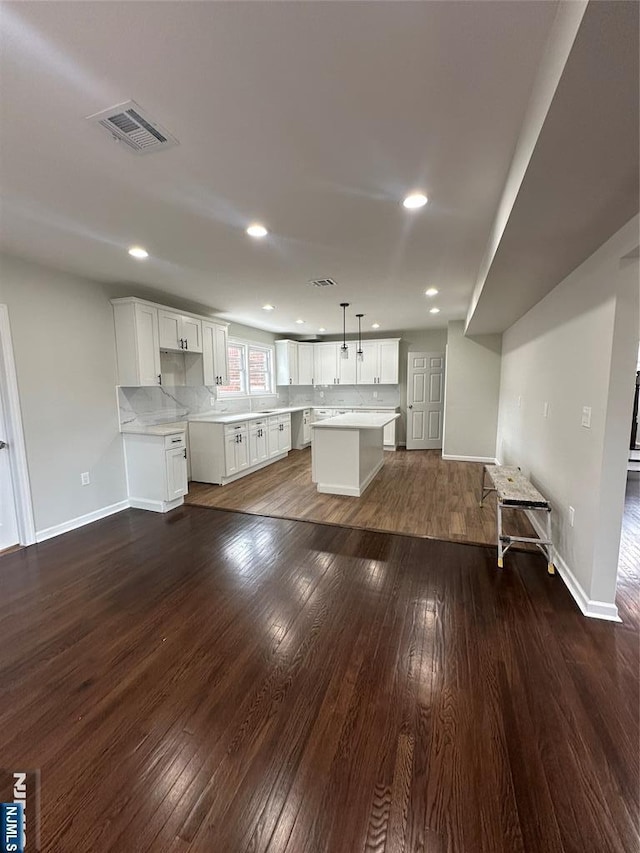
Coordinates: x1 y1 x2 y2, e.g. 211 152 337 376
340 302 349 359
356 314 364 362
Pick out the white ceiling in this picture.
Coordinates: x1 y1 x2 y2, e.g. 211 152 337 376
0 2 636 338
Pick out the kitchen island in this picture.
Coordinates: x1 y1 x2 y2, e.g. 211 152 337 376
311 412 400 497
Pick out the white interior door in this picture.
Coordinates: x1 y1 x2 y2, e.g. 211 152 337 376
406 351 445 450
0 388 19 550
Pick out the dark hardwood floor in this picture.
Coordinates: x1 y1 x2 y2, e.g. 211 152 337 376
0 506 637 852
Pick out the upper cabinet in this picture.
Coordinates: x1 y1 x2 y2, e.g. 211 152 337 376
158 309 203 353
313 343 338 385
112 300 161 386
202 321 229 387
112 297 228 387
275 340 300 385
356 339 400 385
297 343 315 385
276 338 400 386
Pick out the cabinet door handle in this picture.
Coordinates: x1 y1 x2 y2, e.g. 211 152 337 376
289 378 292 384
171 438 181 443
179 338 183 349
183 449 187 459
158 374 162 385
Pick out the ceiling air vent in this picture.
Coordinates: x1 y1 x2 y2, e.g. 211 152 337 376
309 277 337 288
86 100 178 154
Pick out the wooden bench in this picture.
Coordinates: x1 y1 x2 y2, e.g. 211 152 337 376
480 464 555 574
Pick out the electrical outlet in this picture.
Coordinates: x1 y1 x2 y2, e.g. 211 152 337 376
81 472 90 486
319 390 324 399
517 395 522 408
373 391 379 399
210 397 216 407
568 506 575 527
581 406 592 428
543 401 550 418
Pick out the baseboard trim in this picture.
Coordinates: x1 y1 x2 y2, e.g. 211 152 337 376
442 454 499 464
129 497 184 513
35 500 130 543
525 510 621 623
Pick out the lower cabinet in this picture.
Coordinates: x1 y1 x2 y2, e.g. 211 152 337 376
189 413 292 485
123 431 188 512
249 421 269 466
224 425 250 477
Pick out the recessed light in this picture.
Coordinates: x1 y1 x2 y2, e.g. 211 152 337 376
295 319 305 324
403 192 428 210
430 307 440 314
128 246 148 259
371 323 380 329
246 223 268 238
262 304 275 311
425 287 439 297
319 327 326 332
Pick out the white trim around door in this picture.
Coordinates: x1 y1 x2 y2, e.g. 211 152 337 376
0 305 36 546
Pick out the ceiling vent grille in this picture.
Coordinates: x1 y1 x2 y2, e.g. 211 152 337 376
86 100 178 154
309 277 337 288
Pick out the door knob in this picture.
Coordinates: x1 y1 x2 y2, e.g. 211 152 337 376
408 405 413 409
0 440 6 449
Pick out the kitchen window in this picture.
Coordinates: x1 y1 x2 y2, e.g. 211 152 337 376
218 340 274 397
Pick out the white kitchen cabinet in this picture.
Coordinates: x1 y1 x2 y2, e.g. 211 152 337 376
355 339 400 384
123 430 187 512
166 446 189 500
278 414 292 452
314 343 338 385
356 342 378 384
275 340 299 385
297 344 315 386
249 421 269 466
378 340 400 384
224 424 249 476
337 350 357 384
112 300 162 386
158 309 203 353
268 416 282 458
190 413 291 485
202 321 229 387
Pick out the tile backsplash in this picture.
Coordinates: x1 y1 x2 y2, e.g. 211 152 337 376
285 384 400 408
118 384 400 429
118 386 285 428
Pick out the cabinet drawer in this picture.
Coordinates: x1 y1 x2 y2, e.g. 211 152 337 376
163 433 186 449
224 423 247 436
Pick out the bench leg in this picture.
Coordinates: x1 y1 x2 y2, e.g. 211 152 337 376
497 502 504 568
546 510 556 574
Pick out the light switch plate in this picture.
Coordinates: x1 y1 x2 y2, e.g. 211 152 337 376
543 401 550 418
81 472 90 486
569 506 575 527
581 406 592 428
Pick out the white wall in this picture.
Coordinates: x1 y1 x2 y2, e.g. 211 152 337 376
443 321 502 461
0 253 127 536
496 216 639 619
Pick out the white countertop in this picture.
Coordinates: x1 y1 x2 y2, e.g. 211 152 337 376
121 421 187 436
187 406 307 425
311 412 400 430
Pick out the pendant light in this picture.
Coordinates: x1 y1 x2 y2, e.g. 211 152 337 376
356 314 364 361
340 302 350 359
